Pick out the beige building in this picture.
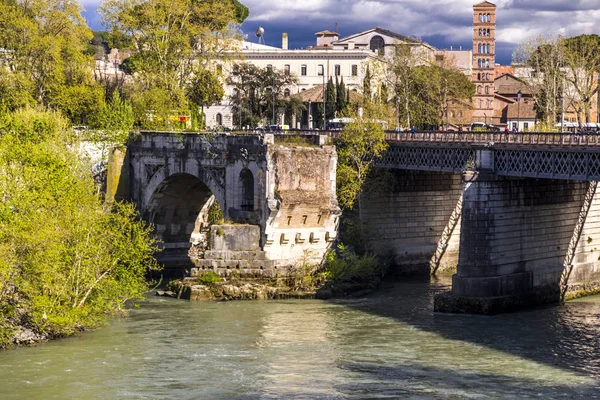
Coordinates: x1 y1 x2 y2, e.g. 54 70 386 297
205 28 437 129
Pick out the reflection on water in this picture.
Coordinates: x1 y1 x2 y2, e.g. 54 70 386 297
1 279 600 399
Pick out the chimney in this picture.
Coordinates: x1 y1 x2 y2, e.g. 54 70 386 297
282 33 288 50
348 41 355 50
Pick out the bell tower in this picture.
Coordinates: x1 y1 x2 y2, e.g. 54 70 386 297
472 1 496 124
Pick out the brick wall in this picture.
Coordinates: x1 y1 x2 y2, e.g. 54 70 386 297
361 170 463 275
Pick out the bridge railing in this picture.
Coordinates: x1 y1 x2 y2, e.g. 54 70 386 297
146 129 600 147
382 131 600 146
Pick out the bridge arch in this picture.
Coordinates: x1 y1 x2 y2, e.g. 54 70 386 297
143 172 225 245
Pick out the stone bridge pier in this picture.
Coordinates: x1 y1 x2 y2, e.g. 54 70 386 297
108 132 340 278
434 148 600 314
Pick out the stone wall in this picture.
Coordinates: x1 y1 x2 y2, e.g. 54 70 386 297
437 172 600 313
263 143 340 265
361 170 463 276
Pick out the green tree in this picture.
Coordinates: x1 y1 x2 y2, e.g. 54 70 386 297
186 68 225 128
0 108 158 347
335 102 389 216
326 77 336 123
0 0 103 124
227 63 298 127
363 65 372 101
100 0 243 126
336 76 347 113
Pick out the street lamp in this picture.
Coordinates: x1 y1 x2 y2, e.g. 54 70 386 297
517 89 522 132
445 98 450 131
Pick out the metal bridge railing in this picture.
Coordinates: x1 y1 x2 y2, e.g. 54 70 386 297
141 130 600 147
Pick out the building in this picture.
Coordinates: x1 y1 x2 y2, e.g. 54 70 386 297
204 28 437 129
471 1 497 124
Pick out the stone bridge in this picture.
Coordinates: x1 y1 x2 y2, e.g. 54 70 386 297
107 132 340 278
360 131 600 314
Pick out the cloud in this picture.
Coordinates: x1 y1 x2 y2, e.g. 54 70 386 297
82 0 600 64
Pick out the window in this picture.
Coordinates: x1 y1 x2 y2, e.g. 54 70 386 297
240 169 254 211
233 64 239 75
477 73 481 81
477 86 482 94
216 113 222 126
318 64 324 76
284 64 290 75
512 122 518 130
369 35 385 54
485 86 489 94
284 88 290 97
301 64 307 76
335 64 341 76
351 65 358 76
524 122 529 130
266 64 273 71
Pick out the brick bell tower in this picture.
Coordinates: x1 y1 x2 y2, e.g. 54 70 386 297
472 1 496 125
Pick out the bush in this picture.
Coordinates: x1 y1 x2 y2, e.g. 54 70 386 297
196 271 222 285
323 244 384 284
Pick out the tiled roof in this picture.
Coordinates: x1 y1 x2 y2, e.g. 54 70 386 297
474 1 496 8
495 74 536 96
334 27 420 45
506 101 537 119
315 30 338 36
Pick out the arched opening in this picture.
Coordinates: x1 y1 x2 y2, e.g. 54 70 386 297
370 35 385 55
216 113 223 126
239 168 254 211
284 88 291 97
145 173 222 255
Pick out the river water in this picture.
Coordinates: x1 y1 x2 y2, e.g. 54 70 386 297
1 279 600 399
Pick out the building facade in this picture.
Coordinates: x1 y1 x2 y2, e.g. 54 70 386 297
472 1 497 124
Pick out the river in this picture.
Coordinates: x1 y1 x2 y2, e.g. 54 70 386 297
1 279 600 399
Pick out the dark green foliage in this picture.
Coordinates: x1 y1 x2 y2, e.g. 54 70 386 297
323 244 384 284
336 76 347 113
326 77 336 120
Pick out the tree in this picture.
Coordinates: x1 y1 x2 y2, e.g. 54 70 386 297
363 65 372 101
186 68 225 128
326 77 336 123
0 0 103 124
335 101 389 215
100 0 245 126
227 63 298 127
563 35 600 124
0 108 158 347
513 35 565 126
336 76 347 113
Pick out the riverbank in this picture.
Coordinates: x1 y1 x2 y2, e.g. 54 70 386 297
163 276 383 301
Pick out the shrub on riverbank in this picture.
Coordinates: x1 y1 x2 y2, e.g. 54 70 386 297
0 108 159 348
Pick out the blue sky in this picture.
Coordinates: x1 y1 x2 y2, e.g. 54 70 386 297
82 0 600 65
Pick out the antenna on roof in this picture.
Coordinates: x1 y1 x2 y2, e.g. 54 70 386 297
256 26 265 45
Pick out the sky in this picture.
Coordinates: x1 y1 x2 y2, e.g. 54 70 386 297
81 0 600 65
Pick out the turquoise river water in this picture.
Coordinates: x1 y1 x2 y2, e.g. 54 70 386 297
1 279 600 399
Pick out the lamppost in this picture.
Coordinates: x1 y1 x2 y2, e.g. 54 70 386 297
561 91 565 133
321 64 326 129
517 89 522 132
445 98 450 131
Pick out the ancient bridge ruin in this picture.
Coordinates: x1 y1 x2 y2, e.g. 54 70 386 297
107 132 340 278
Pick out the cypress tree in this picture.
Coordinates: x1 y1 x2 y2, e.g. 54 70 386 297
326 77 336 121
336 76 346 112
363 65 372 101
